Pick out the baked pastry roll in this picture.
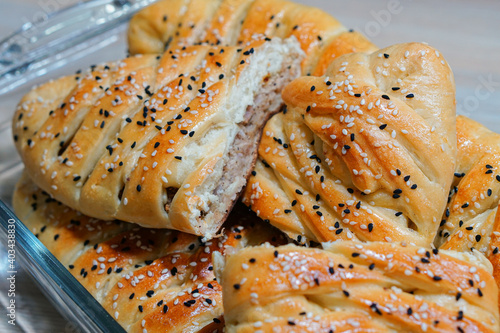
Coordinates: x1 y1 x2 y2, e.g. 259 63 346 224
434 116 500 310
127 0 377 75
437 116 500 253
13 172 285 333
218 242 500 333
12 40 303 237
243 43 457 246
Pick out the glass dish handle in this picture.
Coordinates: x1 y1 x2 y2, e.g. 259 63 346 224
0 0 157 95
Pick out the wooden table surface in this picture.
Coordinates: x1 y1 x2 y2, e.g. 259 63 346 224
0 0 499 332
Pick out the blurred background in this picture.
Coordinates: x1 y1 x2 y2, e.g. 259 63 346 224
0 0 499 332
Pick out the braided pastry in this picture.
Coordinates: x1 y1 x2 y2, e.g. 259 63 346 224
434 116 500 311
243 43 457 246
437 116 500 253
13 172 285 333
127 0 377 75
218 242 499 333
12 40 303 237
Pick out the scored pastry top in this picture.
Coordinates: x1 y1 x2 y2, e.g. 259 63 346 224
128 0 377 75
243 43 457 246
219 242 499 333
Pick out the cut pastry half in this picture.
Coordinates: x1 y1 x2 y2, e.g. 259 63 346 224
12 38 303 237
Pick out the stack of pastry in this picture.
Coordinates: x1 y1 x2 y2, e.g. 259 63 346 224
10 0 500 332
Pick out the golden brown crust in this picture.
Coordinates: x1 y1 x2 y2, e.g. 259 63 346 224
488 203 500 316
433 116 500 313
220 242 499 333
127 0 191 54
236 0 344 73
13 40 303 236
127 0 376 74
12 172 130 265
312 30 378 76
243 43 456 247
437 116 500 253
13 173 285 333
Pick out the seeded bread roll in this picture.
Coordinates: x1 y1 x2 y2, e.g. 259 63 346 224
434 116 500 311
13 39 303 237
127 0 377 75
243 43 457 246
437 116 500 252
218 242 500 333
13 172 285 333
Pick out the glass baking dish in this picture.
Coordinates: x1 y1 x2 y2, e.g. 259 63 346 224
0 1 158 332
0 200 126 333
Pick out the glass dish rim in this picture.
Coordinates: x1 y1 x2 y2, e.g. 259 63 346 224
0 199 126 333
